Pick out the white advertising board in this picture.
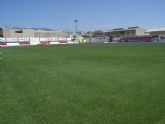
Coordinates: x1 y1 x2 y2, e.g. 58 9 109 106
30 37 40 45
7 43 20 46
50 37 59 42
40 38 50 42
6 38 19 42
67 41 77 44
59 37 66 41
159 35 165 42
67 38 72 41
0 38 6 42
50 42 59 45
112 37 121 41
19 38 30 42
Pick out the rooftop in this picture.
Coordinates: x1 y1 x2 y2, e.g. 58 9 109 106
146 28 165 32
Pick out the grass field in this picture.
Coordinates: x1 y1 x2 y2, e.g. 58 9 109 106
0 43 165 124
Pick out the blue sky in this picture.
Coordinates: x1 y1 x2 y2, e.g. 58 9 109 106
0 0 164 31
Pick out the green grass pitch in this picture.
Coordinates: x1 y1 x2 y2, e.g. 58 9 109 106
0 43 165 124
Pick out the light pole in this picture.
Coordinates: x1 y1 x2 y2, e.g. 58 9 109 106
0 40 2 60
74 20 78 33
157 27 159 42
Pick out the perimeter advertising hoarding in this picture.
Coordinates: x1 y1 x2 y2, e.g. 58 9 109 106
159 35 165 42
30 37 40 45
0 38 6 42
6 38 19 42
40 38 50 42
59 37 67 41
50 37 59 42
19 38 30 42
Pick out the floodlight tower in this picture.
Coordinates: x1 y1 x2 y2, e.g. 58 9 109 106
74 19 78 33
0 41 2 60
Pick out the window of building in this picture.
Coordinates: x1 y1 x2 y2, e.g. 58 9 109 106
120 31 125 35
15 30 23 33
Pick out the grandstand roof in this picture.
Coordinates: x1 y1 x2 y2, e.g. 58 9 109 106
147 28 165 32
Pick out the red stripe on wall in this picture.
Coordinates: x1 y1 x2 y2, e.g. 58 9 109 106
40 41 50 45
0 42 7 46
19 42 30 45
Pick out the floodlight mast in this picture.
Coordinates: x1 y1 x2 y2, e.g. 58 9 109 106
74 20 78 33
0 41 2 60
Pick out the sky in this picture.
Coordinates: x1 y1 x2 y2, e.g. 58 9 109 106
0 0 164 31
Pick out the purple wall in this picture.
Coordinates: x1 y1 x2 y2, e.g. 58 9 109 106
121 37 152 42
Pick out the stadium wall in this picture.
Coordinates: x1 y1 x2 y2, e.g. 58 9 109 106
0 37 78 47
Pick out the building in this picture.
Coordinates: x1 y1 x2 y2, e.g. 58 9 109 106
0 28 3 37
0 28 70 38
146 28 165 42
105 27 146 37
146 28 165 36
